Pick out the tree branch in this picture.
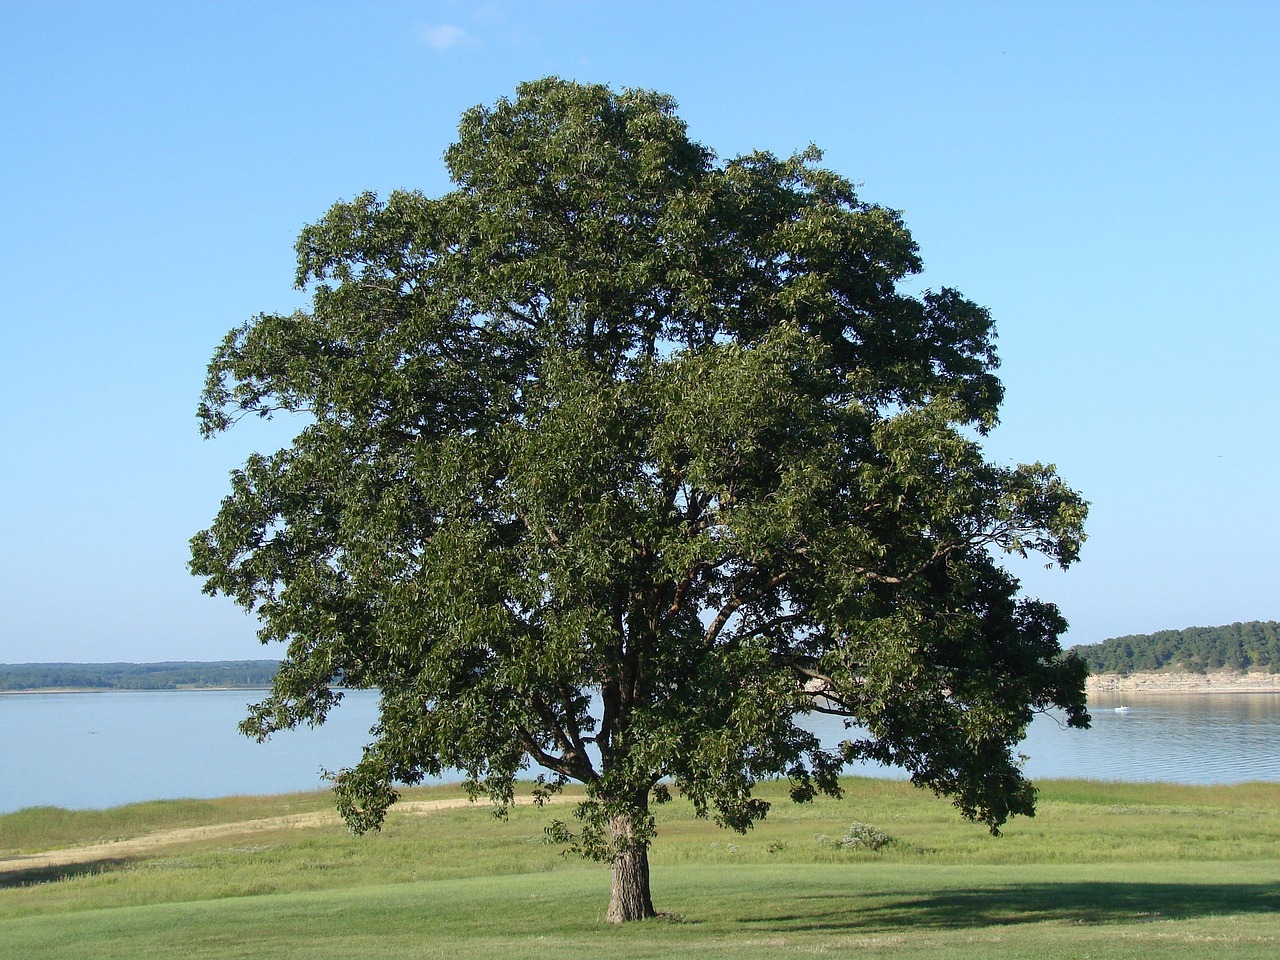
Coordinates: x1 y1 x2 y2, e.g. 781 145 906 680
515 721 597 782
704 570 791 647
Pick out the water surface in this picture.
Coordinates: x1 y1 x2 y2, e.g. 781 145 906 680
2 689 1277 813
0 689 380 813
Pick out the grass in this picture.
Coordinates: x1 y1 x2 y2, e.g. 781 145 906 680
2 778 1279 958
0 784 473 856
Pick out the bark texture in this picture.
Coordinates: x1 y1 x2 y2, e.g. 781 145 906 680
606 813 656 923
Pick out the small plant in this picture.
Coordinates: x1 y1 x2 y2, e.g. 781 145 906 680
815 821 893 851
840 821 893 850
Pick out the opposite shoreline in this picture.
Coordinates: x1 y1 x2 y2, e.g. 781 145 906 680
7 673 1280 698
0 686 272 696
1086 669 1280 695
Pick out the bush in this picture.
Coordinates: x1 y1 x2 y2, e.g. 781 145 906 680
815 821 893 851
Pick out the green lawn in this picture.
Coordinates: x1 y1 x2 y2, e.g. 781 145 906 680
2 779 1278 958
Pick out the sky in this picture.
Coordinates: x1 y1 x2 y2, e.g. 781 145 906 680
2 1 1277 663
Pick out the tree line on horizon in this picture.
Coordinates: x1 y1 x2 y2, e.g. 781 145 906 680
0 660 280 691
1072 621 1280 675
10 619 1278 688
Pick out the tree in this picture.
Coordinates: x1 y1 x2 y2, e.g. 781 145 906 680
191 78 1090 923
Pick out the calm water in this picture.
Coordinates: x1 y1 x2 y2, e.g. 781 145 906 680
2 690 1278 813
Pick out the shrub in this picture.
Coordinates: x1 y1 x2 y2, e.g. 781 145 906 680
815 821 893 851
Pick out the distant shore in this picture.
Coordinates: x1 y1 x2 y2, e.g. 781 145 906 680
0 686 271 696
1087 670 1280 695
7 674 1280 698
0 687 102 695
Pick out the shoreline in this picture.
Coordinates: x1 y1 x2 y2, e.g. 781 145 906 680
0 686 273 696
1087 670 1280 695
7 673 1280 697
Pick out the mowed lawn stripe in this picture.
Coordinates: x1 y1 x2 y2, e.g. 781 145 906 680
2 862 1279 960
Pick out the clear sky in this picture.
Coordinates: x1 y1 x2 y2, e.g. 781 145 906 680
2 1 1277 663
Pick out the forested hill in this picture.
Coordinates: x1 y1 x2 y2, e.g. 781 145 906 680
0 661 280 691
1073 621 1280 675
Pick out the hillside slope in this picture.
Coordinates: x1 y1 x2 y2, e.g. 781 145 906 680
1073 621 1280 675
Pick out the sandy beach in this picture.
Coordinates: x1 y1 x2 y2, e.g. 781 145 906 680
1087 669 1280 696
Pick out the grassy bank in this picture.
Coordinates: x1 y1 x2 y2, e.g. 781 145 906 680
3 779 1279 958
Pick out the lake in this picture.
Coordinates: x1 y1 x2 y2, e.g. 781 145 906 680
2 689 1278 814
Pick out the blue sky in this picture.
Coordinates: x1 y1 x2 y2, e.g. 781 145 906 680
2 1 1277 663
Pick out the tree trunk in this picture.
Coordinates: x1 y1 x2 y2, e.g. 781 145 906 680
606 810 656 923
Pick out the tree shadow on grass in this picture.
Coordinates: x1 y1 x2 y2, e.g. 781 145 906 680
741 882 1280 932
0 857 133 888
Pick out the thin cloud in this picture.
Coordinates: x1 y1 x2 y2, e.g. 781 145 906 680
422 24 467 50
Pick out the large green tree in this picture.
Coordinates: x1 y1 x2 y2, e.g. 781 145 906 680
192 78 1089 922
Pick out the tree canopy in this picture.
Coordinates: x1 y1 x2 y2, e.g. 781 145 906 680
191 78 1089 922
1075 621 1280 675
